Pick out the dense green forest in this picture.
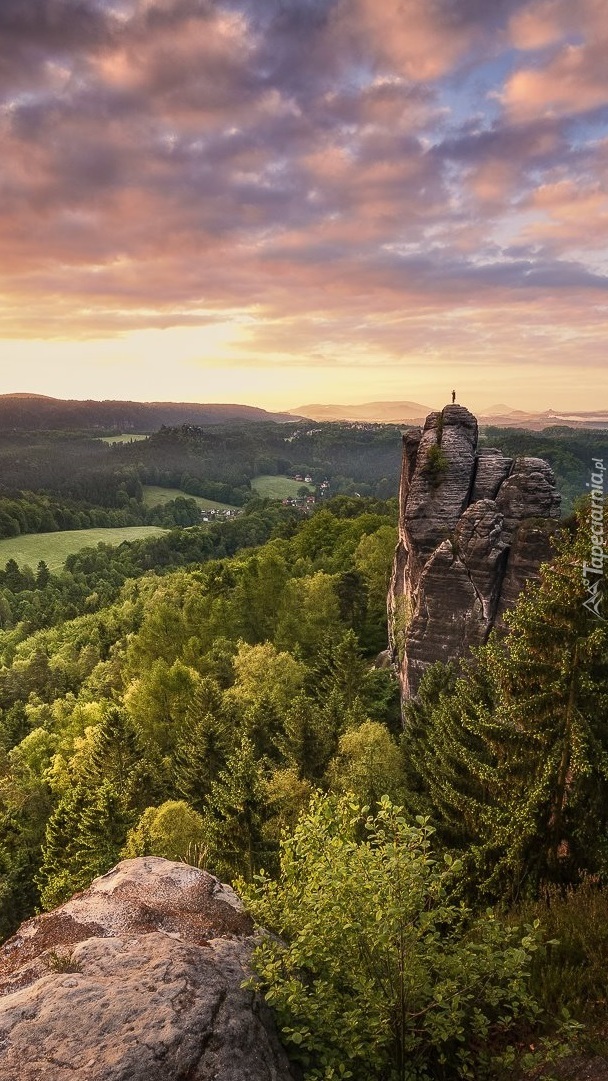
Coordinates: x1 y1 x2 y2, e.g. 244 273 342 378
0 487 607 1077
0 487 207 540
1 416 607 1079
0 496 399 929
0 393 293 430
0 422 403 516
1 422 605 545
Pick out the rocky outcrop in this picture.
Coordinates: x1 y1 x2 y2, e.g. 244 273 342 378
389 404 561 699
0 857 295 1081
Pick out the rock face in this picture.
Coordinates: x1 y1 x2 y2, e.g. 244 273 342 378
388 405 561 699
0 857 295 1081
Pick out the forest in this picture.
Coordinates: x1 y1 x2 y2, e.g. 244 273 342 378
0 422 606 543
0 422 403 514
0 496 399 929
0 419 607 1079
0 394 293 430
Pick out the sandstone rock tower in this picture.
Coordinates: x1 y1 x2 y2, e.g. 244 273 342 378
388 404 561 699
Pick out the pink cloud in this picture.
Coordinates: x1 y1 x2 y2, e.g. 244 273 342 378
502 41 608 121
0 0 606 402
509 0 574 50
509 0 605 50
333 0 483 82
516 174 608 252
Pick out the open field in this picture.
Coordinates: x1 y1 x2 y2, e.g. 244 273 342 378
0 526 168 573
99 433 150 444
251 475 314 499
142 485 237 512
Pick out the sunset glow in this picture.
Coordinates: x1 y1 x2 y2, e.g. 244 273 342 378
1 0 607 410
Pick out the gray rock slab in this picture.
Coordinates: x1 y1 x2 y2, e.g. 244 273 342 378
0 859 295 1081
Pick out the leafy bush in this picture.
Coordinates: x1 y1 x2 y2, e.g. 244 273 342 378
122 800 207 864
242 795 544 1081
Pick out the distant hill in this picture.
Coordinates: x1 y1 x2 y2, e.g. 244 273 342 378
0 395 296 431
481 409 608 430
290 401 608 430
2 394 606 433
481 403 518 415
289 401 433 423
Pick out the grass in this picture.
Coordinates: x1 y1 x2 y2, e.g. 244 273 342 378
99 433 150 444
0 526 168 573
251 475 315 500
142 485 237 512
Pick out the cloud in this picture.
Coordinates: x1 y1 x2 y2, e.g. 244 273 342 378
502 0 608 122
508 0 604 50
502 43 608 122
0 0 606 410
514 174 608 256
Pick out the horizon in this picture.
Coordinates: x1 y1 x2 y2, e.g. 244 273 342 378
2 389 607 419
2 1 607 410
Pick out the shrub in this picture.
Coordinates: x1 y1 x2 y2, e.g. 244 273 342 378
241 795 544 1081
512 877 608 1031
425 445 449 488
122 800 207 863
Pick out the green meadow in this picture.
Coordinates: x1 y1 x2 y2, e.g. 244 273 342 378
142 486 237 511
0 527 168 573
251 475 314 499
99 433 150 444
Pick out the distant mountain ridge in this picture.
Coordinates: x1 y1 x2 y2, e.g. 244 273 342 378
1 394 606 432
289 401 608 430
0 394 296 430
290 401 433 422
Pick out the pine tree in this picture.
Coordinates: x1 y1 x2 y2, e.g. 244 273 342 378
280 693 337 781
335 570 368 633
0 814 42 939
242 693 286 766
37 786 92 909
3 559 23 593
36 561 50 589
309 629 369 713
401 660 491 848
38 780 135 910
37 709 153 908
476 528 608 894
203 736 269 881
187 677 224 719
0 594 12 630
74 782 131 884
173 709 233 813
82 705 154 811
402 521 608 900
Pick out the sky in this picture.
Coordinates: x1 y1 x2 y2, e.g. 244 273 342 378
1 0 608 412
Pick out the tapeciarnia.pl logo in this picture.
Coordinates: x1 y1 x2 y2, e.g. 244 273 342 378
582 457 606 621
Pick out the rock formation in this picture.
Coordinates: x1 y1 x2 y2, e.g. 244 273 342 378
0 857 295 1081
388 404 561 699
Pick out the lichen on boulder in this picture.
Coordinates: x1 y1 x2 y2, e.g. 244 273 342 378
0 857 295 1081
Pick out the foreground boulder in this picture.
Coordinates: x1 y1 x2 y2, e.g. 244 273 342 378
0 857 295 1081
388 404 561 698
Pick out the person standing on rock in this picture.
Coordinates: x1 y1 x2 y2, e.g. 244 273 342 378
451 390 456 404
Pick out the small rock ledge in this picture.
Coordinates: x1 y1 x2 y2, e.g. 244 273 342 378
388 404 561 698
0 857 295 1081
